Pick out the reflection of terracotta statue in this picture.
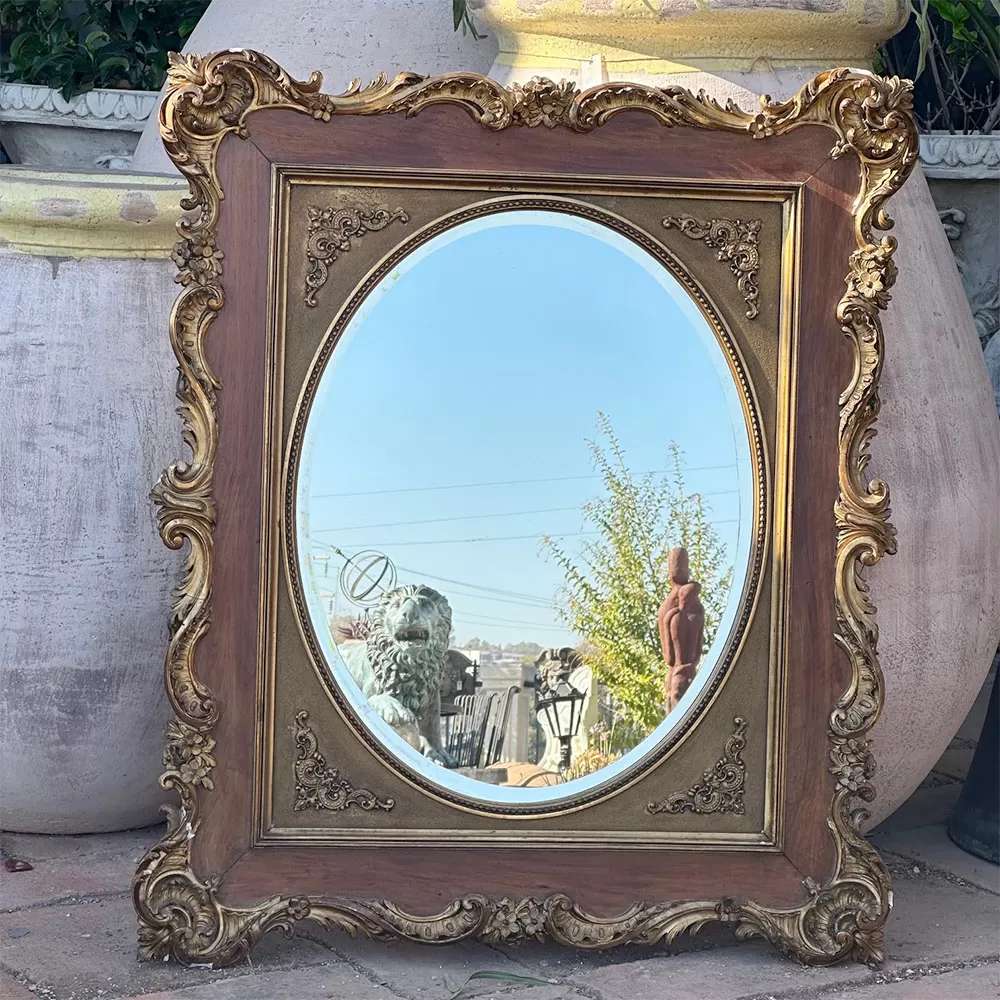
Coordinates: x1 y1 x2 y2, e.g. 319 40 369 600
657 547 705 712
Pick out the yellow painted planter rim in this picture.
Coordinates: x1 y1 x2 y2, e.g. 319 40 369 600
0 166 186 259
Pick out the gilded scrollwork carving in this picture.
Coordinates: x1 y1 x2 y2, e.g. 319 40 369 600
135 51 918 968
647 717 747 815
134 785 732 965
662 217 761 319
304 205 409 307
293 711 394 812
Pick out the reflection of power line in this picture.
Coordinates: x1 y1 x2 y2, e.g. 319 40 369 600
310 464 737 500
396 564 556 606
450 607 557 626
310 490 739 534
333 522 738 548
340 530 602 547
424 585 556 610
307 514 740 622
309 540 545 602
310 540 551 601
310 505 581 534
452 610 571 631
309 542 560 609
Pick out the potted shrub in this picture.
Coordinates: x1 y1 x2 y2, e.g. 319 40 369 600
0 0 208 167
879 0 999 410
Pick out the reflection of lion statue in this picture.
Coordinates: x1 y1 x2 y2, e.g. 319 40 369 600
339 584 455 765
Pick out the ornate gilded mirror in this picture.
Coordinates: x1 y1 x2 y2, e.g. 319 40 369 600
135 52 919 969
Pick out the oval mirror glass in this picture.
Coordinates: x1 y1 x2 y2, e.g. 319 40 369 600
294 208 757 806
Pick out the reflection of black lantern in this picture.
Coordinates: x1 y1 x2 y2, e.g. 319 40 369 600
536 680 586 770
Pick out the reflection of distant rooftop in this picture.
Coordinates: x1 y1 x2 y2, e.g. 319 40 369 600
457 648 526 667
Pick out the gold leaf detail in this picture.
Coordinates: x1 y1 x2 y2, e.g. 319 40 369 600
510 77 577 128
293 712 394 812
304 205 409 307
647 717 747 815
662 216 761 318
163 721 217 790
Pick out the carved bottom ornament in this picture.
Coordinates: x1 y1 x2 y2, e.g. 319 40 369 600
133 776 886 964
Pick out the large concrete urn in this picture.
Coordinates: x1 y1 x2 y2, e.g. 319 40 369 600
112 0 999 833
131 0 499 173
477 0 1000 826
0 168 184 833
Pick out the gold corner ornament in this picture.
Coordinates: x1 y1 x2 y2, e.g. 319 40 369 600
293 711 394 812
662 216 761 319
647 717 748 815
304 205 410 307
136 51 918 968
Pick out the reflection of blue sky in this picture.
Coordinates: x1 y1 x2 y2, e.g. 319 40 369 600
298 211 750 650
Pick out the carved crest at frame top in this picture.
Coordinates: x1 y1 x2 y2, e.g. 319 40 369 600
136 49 918 969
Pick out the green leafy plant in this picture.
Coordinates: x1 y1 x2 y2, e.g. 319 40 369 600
543 414 733 737
452 0 485 39
0 0 209 99
878 0 999 132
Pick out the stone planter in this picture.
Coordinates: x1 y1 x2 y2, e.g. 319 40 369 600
478 0 906 100
0 82 157 169
948 661 999 863
0 167 185 833
921 133 1000 413
476 0 1000 828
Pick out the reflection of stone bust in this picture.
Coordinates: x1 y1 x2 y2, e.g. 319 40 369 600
534 647 582 695
439 648 476 713
657 547 705 712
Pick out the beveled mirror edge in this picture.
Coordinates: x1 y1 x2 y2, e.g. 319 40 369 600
133 51 918 968
275 194 771 822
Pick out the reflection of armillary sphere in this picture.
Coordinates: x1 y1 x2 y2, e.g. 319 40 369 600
327 545 397 607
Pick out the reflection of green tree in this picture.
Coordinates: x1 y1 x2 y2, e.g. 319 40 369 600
543 414 734 740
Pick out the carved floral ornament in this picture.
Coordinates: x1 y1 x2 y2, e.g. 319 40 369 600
303 205 409 307
662 216 761 319
647 717 748 815
293 711 394 812
135 50 918 967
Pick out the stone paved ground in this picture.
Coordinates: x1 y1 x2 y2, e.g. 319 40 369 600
2 680 996 1000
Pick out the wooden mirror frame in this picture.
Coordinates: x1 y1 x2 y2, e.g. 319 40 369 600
132 50 919 969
